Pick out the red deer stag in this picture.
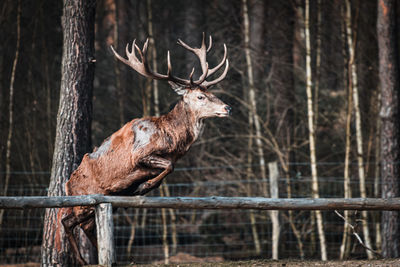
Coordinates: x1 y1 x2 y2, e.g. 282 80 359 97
61 34 230 265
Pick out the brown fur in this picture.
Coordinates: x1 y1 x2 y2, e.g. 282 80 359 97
62 87 230 265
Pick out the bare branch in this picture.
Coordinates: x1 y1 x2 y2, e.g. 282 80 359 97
334 210 382 258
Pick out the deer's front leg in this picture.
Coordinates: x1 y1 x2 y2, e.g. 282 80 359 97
135 155 173 195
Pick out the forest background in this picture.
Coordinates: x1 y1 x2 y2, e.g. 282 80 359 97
1 0 400 264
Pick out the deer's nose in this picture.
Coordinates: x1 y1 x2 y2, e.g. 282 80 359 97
224 105 232 115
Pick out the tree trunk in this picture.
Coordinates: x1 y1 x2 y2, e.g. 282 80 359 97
340 3 352 259
0 0 21 229
242 0 267 198
125 209 139 256
41 0 96 265
314 0 321 125
162 184 178 255
147 0 176 258
158 188 170 264
268 1 303 257
243 0 271 256
305 0 327 260
340 70 353 259
377 0 400 258
344 0 374 259
110 0 124 126
183 0 205 77
147 0 159 118
243 0 265 255
374 92 382 252
245 118 261 254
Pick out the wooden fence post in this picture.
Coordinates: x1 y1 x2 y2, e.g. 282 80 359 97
95 203 115 266
269 161 280 260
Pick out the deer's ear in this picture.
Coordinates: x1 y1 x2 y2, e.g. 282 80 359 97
168 81 188 95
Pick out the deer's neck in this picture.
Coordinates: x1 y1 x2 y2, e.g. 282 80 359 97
164 100 204 141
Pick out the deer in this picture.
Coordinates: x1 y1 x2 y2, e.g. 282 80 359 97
59 33 230 265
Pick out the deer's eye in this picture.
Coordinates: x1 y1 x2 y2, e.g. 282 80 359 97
197 95 205 100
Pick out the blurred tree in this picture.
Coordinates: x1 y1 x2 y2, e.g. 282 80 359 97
305 0 327 260
340 2 353 259
267 0 303 258
377 0 400 258
183 0 205 76
0 0 20 229
242 0 264 255
41 0 96 265
344 0 374 259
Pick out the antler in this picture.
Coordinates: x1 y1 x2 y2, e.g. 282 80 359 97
177 33 229 88
110 39 189 85
111 34 229 89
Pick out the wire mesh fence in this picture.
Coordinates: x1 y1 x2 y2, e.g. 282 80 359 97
0 163 385 264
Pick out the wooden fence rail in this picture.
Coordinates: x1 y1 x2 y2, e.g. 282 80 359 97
2 196 400 266
1 195 400 210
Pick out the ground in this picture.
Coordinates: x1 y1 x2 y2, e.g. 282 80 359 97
2 259 400 267
135 259 400 266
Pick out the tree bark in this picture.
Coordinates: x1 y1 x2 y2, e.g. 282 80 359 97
377 0 400 258
243 0 269 255
146 0 176 259
268 1 303 257
243 0 265 255
374 92 382 252
313 0 322 125
242 0 267 198
305 0 327 260
41 0 96 265
344 0 374 259
340 11 353 258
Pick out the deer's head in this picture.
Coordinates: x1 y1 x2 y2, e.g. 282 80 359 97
111 33 231 119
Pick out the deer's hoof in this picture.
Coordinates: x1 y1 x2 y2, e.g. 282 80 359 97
133 182 152 195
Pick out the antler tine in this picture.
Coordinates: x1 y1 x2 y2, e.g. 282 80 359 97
207 35 212 52
113 39 169 81
140 39 153 73
177 36 208 84
202 59 229 88
126 40 134 58
200 32 206 50
166 50 192 85
178 34 210 54
132 40 143 62
142 38 149 56
195 62 208 85
125 39 142 65
189 67 195 85
167 51 172 76
194 33 209 84
110 40 140 72
207 43 227 77
177 38 195 52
